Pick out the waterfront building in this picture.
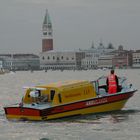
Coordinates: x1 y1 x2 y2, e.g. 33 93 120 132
0 59 3 69
81 41 115 69
0 54 40 70
132 50 140 68
81 52 98 69
111 46 132 68
40 50 85 70
98 54 114 69
82 41 114 57
42 9 53 52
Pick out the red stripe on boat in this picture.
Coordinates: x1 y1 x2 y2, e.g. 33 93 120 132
5 108 40 116
41 91 134 116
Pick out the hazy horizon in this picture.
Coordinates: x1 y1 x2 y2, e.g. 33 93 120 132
0 0 140 54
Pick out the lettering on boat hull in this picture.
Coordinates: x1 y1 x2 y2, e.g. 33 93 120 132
86 98 108 106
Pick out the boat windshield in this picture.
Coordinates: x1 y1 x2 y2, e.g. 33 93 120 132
93 76 127 95
23 87 49 104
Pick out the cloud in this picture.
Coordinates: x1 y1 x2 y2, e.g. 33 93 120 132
0 0 140 53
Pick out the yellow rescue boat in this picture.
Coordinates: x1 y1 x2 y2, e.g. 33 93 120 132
4 77 137 121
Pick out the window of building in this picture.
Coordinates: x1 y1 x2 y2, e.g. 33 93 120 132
43 32 47 35
42 56 45 60
48 24 52 28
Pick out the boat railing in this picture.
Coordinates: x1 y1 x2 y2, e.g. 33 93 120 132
90 76 131 96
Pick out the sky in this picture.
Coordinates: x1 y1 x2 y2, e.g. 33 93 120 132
0 0 140 54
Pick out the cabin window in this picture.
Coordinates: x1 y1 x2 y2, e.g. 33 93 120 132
58 93 62 103
50 90 55 100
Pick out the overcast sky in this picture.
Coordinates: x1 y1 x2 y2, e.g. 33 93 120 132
0 0 140 54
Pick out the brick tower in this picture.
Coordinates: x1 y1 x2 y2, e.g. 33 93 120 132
42 9 53 52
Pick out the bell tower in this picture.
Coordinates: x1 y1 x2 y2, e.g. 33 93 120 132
42 9 53 52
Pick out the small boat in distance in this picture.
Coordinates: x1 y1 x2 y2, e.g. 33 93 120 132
4 76 137 121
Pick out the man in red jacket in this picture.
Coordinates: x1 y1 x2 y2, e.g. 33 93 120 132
106 69 118 94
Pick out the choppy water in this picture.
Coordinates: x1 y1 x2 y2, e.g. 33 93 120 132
0 69 140 140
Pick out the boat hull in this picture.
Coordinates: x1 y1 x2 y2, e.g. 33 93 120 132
4 91 135 121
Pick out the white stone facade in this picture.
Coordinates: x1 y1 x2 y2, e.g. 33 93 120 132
0 60 3 69
132 50 140 68
40 51 77 70
81 43 115 69
81 52 98 69
0 54 40 70
98 54 114 68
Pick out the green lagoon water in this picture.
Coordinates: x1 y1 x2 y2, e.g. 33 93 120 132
0 69 140 140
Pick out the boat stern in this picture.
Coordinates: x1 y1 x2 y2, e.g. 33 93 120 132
4 106 45 121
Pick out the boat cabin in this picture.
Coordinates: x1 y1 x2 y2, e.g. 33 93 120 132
23 80 97 106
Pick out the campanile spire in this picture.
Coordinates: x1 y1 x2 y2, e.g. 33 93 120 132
42 9 53 52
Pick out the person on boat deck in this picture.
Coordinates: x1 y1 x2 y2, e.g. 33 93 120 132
106 69 118 94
